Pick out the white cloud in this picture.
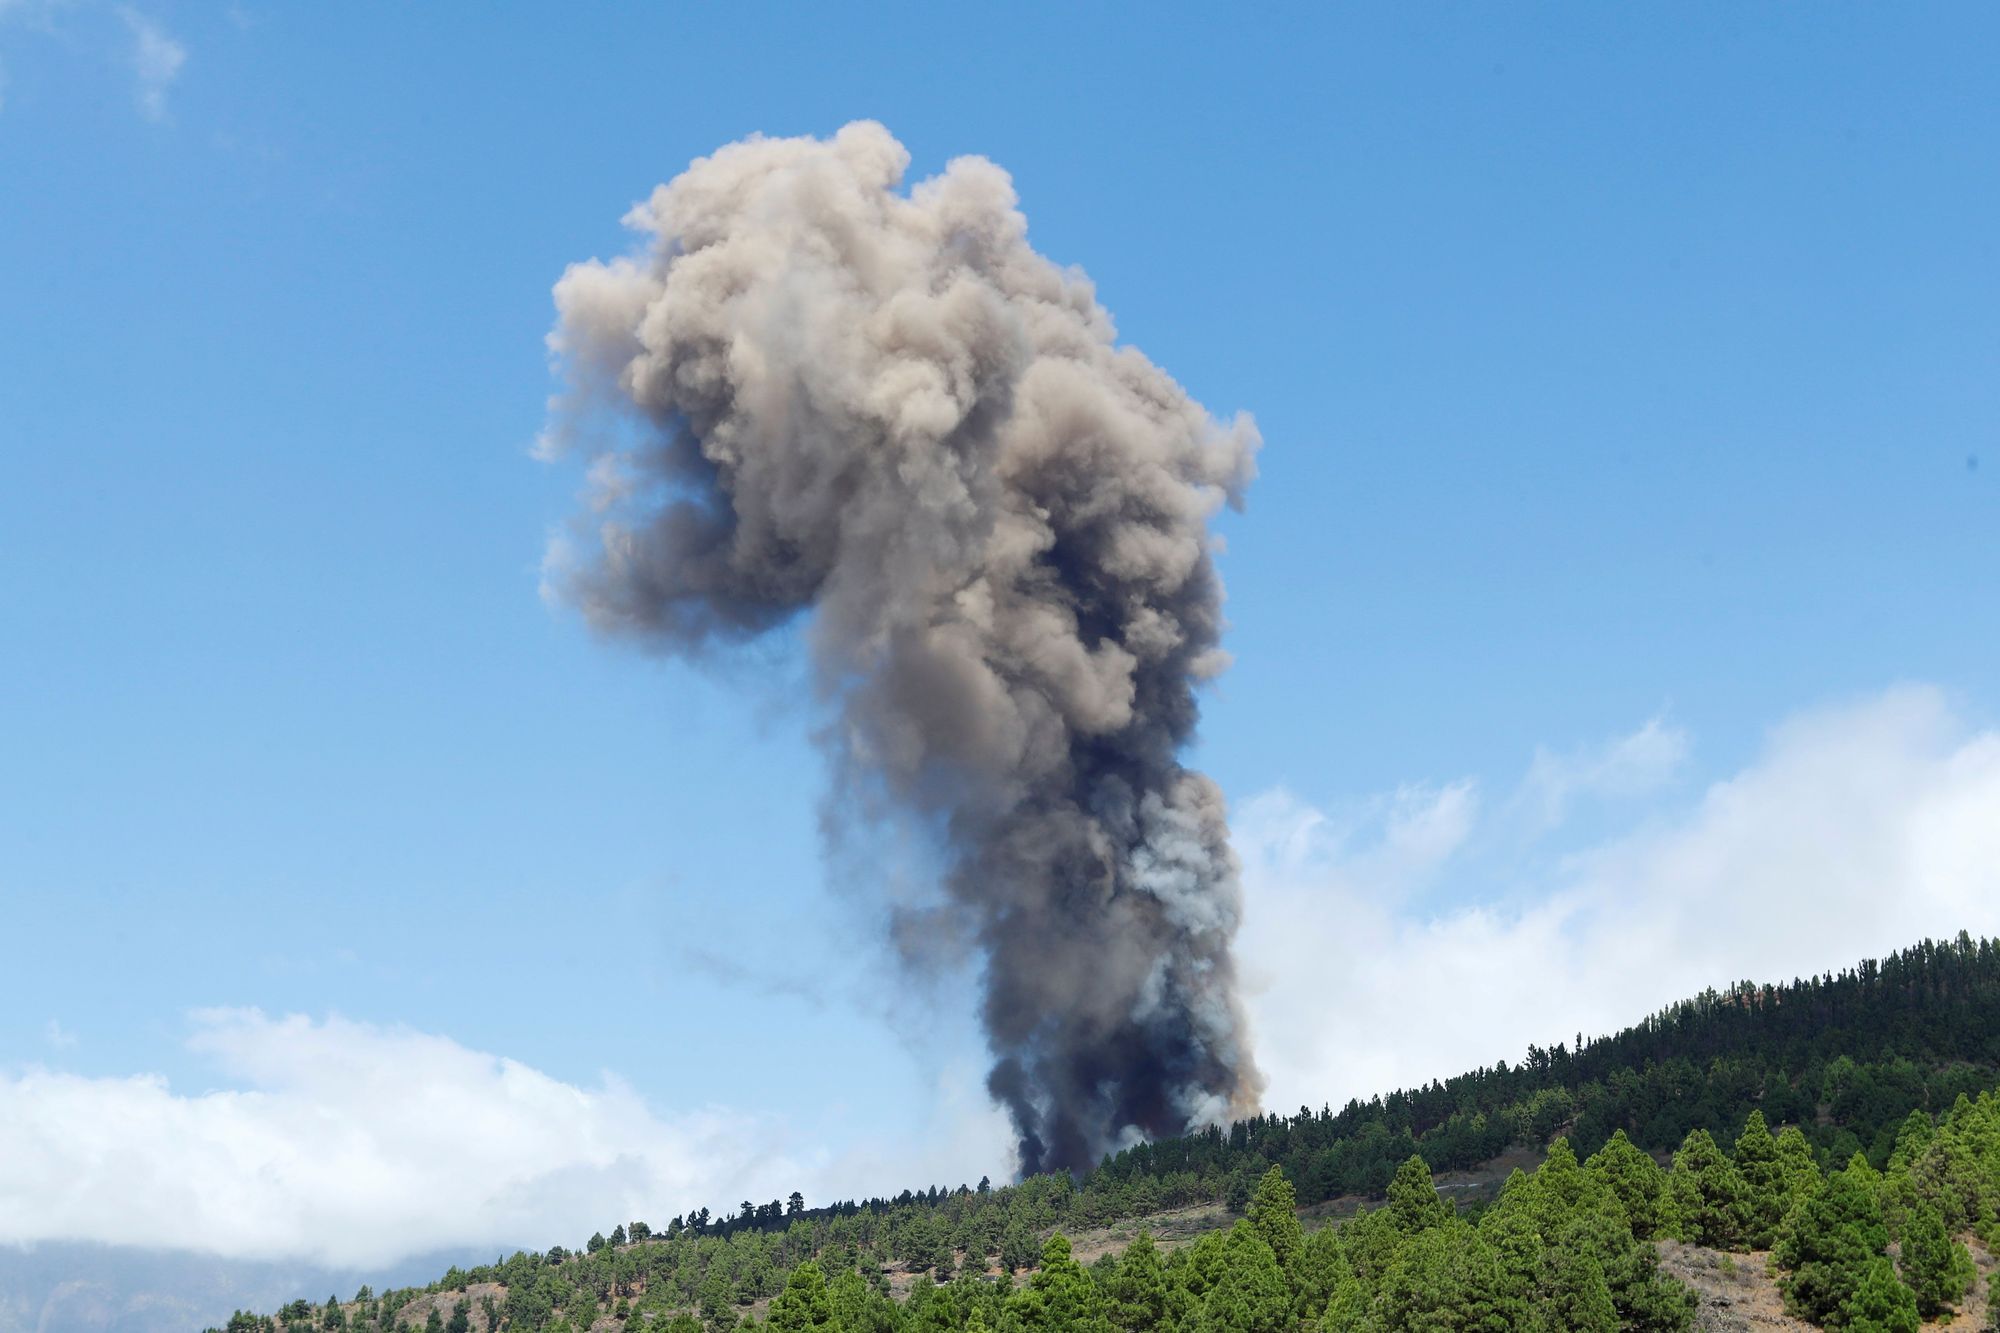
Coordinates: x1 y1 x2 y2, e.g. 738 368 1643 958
1512 714 1690 832
1238 685 2000 1115
0 1010 1012 1267
41 1019 75 1050
117 6 182 121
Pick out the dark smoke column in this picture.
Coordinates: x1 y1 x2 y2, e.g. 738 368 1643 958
541 122 1263 1173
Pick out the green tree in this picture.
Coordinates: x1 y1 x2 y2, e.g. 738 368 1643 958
1732 1110 1787 1247
1245 1167 1302 1272
1318 1269 1367 1332
1477 1204 1544 1315
1385 1155 1451 1235
1775 1164 1889 1324
1362 1224 1464 1332
697 1273 736 1333
1774 1126 1824 1220
1453 1229 1530 1333
1290 1228 1359 1326
1007 1234 1110 1333
902 1215 951 1276
1570 1211 1695 1333
1665 1128 1747 1247
1361 1219 1524 1332
1840 1257 1920 1333
828 1271 897 1333
1526 1138 1615 1233
999 1223 1040 1274
768 1261 835 1332
1194 1222 1289 1333
1534 1247 1619 1333
1587 1129 1669 1239
1104 1231 1169 1333
1895 1204 1973 1319
1163 1230 1227 1330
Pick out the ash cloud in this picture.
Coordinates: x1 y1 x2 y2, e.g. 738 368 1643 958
541 121 1262 1173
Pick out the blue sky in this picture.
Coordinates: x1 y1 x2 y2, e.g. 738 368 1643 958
2 1 1998 1266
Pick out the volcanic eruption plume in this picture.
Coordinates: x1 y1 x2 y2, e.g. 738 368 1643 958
541 122 1262 1173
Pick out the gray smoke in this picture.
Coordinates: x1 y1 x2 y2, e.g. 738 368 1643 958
540 122 1263 1174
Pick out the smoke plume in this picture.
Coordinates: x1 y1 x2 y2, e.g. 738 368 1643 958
541 122 1262 1173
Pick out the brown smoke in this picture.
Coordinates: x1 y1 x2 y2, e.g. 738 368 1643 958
541 122 1262 1173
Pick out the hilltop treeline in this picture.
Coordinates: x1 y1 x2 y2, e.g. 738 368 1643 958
214 935 2000 1333
1116 932 2000 1205
224 1153 1699 1333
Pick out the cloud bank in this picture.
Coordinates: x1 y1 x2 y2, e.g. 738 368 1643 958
0 1010 1010 1269
1237 684 2000 1113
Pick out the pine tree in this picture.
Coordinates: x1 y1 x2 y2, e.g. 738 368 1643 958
1587 1129 1669 1239
1104 1231 1169 1333
1476 1204 1544 1315
1244 1167 1302 1272
828 1270 895 1333
1534 1247 1619 1333
1007 1234 1110 1333
903 1275 954 1333
1665 1128 1748 1247
1449 1228 1528 1332
1775 1164 1889 1324
1195 1222 1290 1333
1385 1155 1451 1235
1528 1138 1616 1233
1889 1109 1935 1170
1733 1110 1787 1248
1363 1225 1466 1332
1318 1269 1367 1332
1895 1204 1973 1319
1841 1257 1920 1333
1289 1228 1358 1326
999 1223 1040 1274
1550 1206 1694 1333
698 1273 735 1333
1773 1125 1824 1221
768 1261 835 1332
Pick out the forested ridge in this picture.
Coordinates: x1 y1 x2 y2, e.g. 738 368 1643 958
216 935 2000 1333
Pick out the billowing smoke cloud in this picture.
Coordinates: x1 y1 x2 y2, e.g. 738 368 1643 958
540 122 1262 1173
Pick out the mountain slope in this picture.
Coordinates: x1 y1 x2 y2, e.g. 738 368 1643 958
214 935 2000 1333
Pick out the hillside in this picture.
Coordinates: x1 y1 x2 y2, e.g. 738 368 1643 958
216 935 2000 1333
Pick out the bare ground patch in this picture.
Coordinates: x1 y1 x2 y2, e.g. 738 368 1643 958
1660 1238 1999 1333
